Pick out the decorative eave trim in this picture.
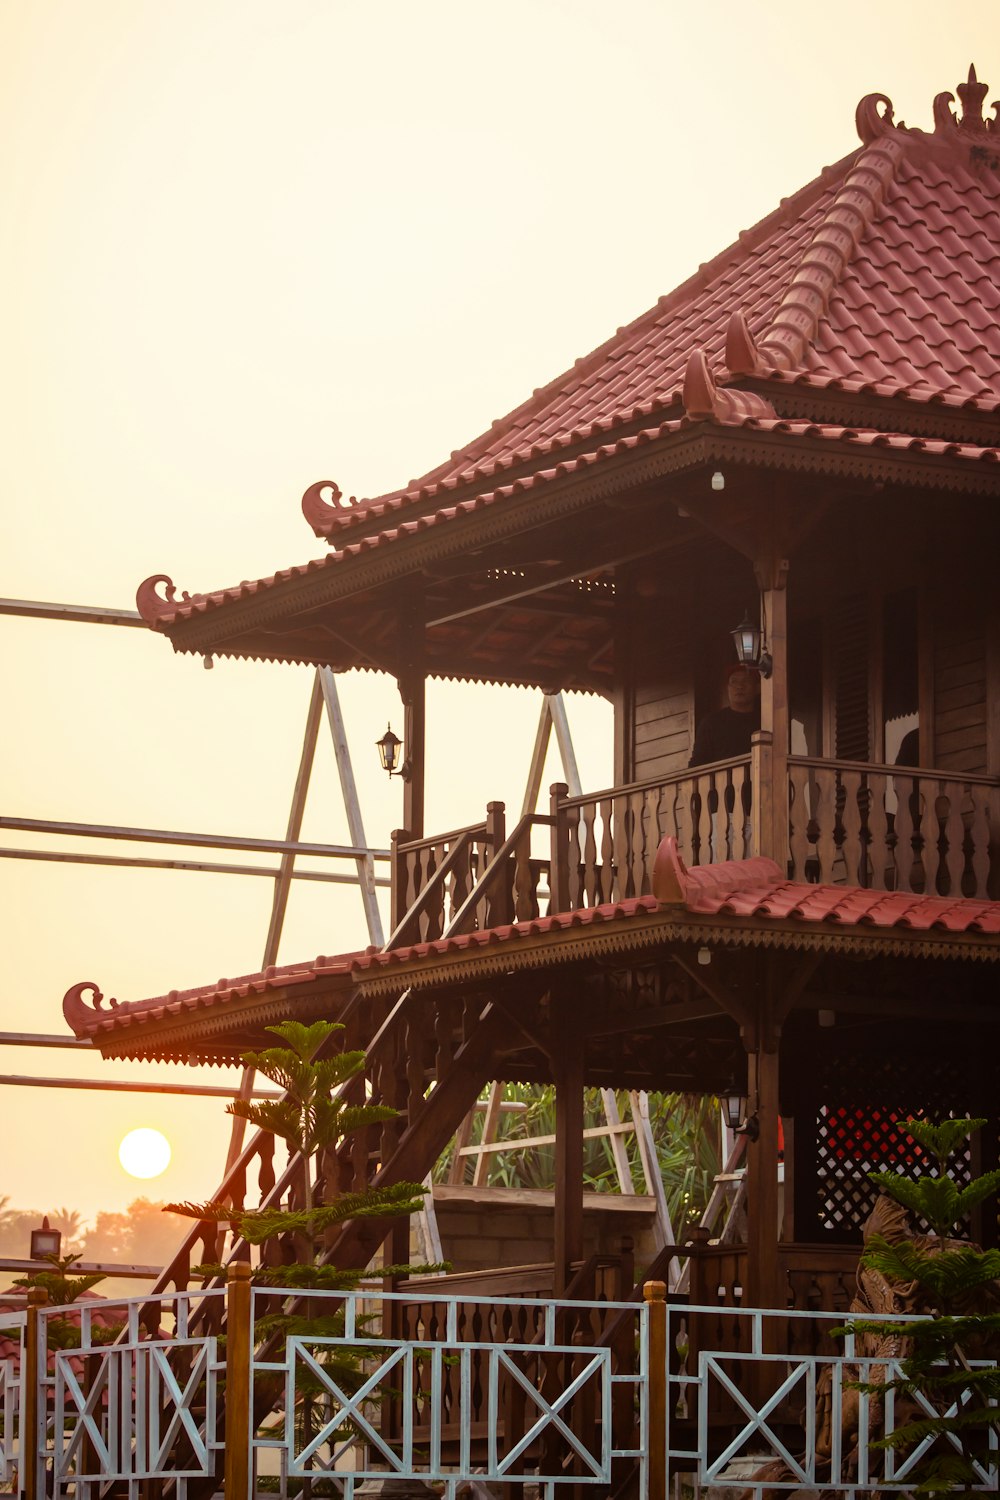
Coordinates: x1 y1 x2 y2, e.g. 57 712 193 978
352 907 1000 999
158 424 1000 657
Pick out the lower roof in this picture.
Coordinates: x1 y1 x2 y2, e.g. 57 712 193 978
64 843 1000 1064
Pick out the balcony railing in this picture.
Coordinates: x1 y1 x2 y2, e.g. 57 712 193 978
390 754 1000 940
788 755 1000 898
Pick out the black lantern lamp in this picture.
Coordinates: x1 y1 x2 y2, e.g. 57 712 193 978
376 723 410 781
722 1086 759 1143
30 1216 62 1261
731 611 773 679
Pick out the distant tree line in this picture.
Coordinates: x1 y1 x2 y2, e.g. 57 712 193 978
0 1196 179 1268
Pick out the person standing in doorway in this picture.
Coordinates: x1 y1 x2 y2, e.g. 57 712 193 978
689 664 761 767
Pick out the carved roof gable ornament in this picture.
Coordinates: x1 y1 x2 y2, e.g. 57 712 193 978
681 348 777 423
858 65 1000 172
301 479 360 538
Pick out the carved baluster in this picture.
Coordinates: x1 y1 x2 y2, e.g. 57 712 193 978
723 770 736 860
565 805 582 910
612 792 630 900
256 1133 276 1203
987 786 1000 898
866 769 890 892
672 777 689 865
914 774 937 894
636 788 652 894
939 780 965 897
599 796 615 902
740 762 753 857
814 767 838 883
788 762 811 880
582 803 599 905
695 772 714 866
965 786 988 898
894 772 917 891
839 769 863 885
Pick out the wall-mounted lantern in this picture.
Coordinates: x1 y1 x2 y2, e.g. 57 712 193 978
722 1088 760 1142
376 723 410 781
731 611 773 680
30 1216 62 1260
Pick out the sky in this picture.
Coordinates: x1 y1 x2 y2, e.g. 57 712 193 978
2 0 998 1230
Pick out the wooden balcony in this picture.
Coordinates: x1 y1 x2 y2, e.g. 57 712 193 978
391 754 1000 940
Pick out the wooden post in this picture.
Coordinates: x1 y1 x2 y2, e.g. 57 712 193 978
400 625 426 840
390 827 409 934
750 730 772 863
485 800 509 925
224 1262 252 1500
549 782 569 914
22 1286 47 1500
744 1045 782 1312
644 1281 667 1500
755 558 789 871
553 992 584 1294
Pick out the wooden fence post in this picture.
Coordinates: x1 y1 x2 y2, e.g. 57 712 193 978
22 1286 47 1500
644 1280 667 1500
224 1262 252 1500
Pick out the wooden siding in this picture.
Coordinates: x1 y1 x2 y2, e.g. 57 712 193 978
933 596 988 774
633 671 691 780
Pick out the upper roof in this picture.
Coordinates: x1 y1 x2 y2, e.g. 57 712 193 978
137 68 1000 679
63 840 1000 1061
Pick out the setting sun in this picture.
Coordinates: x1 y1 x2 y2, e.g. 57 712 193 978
118 1128 172 1180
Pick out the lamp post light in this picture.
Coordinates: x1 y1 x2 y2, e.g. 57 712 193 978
376 723 410 781
30 1216 62 1261
722 1087 759 1143
730 611 773 680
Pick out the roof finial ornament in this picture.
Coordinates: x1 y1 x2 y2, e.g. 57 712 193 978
682 347 777 424
301 480 355 537
856 92 896 144
931 65 998 150
958 63 990 130
136 574 192 623
725 311 763 377
62 980 118 1036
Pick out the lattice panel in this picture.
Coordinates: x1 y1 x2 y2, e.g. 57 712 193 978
812 1048 971 1238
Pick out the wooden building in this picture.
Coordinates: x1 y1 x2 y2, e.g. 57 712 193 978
64 68 1000 1318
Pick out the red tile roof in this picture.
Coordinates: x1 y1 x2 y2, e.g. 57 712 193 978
62 955 360 1045
135 70 1000 643
298 70 1000 540
65 839 1000 1049
138 412 1000 630
0 1291 127 1380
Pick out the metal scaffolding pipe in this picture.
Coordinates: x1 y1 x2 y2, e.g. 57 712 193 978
0 815 390 861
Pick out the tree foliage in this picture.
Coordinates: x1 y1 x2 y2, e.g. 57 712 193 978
849 1117 1000 1496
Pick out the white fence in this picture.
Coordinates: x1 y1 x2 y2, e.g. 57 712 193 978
0 1310 25 1491
665 1302 999 1496
249 1285 648 1500
6 1287 998 1499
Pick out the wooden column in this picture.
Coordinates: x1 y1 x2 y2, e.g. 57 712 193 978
553 992 584 1294
224 1262 252 1500
400 671 425 841
754 557 789 870
644 1280 667 1500
744 1044 782 1310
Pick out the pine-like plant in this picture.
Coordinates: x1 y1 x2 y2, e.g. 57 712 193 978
849 1117 1000 1496
167 1020 442 1410
13 1253 123 1349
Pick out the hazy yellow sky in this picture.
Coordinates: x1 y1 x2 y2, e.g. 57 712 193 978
2 0 998 1228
